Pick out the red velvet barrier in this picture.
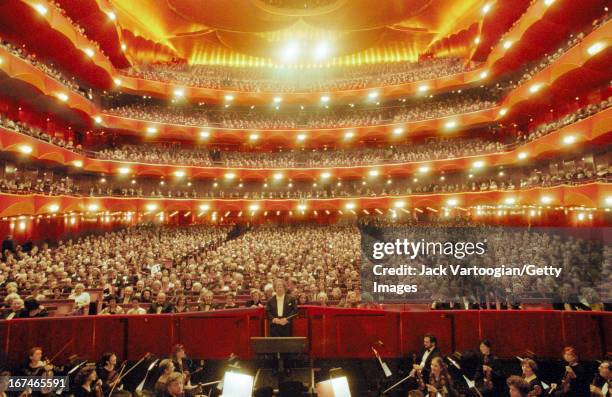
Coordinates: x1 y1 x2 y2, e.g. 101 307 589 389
0 308 609 367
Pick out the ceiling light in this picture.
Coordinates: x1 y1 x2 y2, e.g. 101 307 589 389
200 130 210 139
249 133 259 141
394 200 406 208
368 91 379 99
173 89 185 98
314 41 331 60
281 42 299 63
273 173 283 180
544 0 555 5
19 145 33 154
563 135 576 145
297 204 307 211
503 40 513 49
320 95 330 103
225 173 236 179
418 85 429 92
49 204 59 213
273 96 282 103
174 170 185 178
504 198 516 205
321 172 331 179
447 199 458 207
224 94 234 102
479 70 488 79
87 204 99 212
33 4 47 15
146 127 157 134
368 170 379 177
107 11 116 20
517 152 528 160
474 36 481 44
94 116 102 124
121 43 127 51
393 127 404 136
344 131 355 139
297 133 307 141
199 204 210 211
84 48 94 58
345 202 356 210
56 93 69 102
499 108 508 116
118 167 130 175
541 196 552 204
73 160 83 168
418 166 429 173
473 160 485 168
113 78 122 86
529 83 542 93
587 41 607 56
249 203 260 212
482 3 492 14
445 120 457 129
146 203 157 211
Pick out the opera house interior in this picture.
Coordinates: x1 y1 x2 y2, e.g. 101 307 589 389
0 0 610 396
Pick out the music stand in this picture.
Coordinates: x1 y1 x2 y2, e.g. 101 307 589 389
251 337 307 373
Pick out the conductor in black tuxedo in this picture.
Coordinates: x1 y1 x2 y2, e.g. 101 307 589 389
266 279 297 337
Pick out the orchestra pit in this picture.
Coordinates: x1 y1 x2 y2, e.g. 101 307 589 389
0 0 611 396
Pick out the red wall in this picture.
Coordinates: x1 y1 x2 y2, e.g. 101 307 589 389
0 307 609 367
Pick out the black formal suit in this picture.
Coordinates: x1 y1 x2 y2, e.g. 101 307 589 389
147 302 174 314
416 346 441 383
266 294 297 337
2 308 26 319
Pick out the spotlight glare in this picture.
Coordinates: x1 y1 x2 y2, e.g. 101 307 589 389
418 85 429 92
368 169 379 177
174 170 185 178
394 200 405 208
249 133 259 141
321 171 331 179
544 0 555 5
107 11 116 20
94 116 102 124
273 96 282 104
49 204 59 213
84 48 95 58
447 199 458 207
173 89 185 98
56 92 69 102
479 70 488 79
73 160 83 168
345 202 356 210
499 108 508 116
418 166 429 173
87 204 99 212
320 95 330 103
281 42 300 63
200 130 210 139
224 94 234 102
482 3 492 14
445 120 457 129
146 127 157 134
146 203 157 211
344 131 355 140
113 78 122 86
296 133 307 141
199 204 210 211
503 40 513 49
393 127 404 136
368 91 379 99
225 172 236 179
273 172 283 180
518 152 528 160
504 197 516 205
118 167 130 175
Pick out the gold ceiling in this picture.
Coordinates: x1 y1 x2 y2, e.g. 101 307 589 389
108 0 487 66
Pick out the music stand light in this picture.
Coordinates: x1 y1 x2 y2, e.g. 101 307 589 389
315 376 352 397
220 371 253 397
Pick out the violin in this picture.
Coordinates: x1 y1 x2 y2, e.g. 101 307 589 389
412 353 426 390
482 354 493 391
94 379 104 397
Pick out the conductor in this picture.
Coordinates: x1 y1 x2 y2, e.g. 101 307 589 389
266 279 297 337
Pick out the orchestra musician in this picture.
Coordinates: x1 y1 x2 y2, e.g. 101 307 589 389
507 375 531 397
21 347 60 397
590 360 611 397
474 339 500 396
552 346 590 397
410 356 458 397
157 373 184 397
520 358 544 395
97 352 131 397
73 366 103 397
154 359 176 397
413 334 441 383
265 279 297 337
170 345 202 396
